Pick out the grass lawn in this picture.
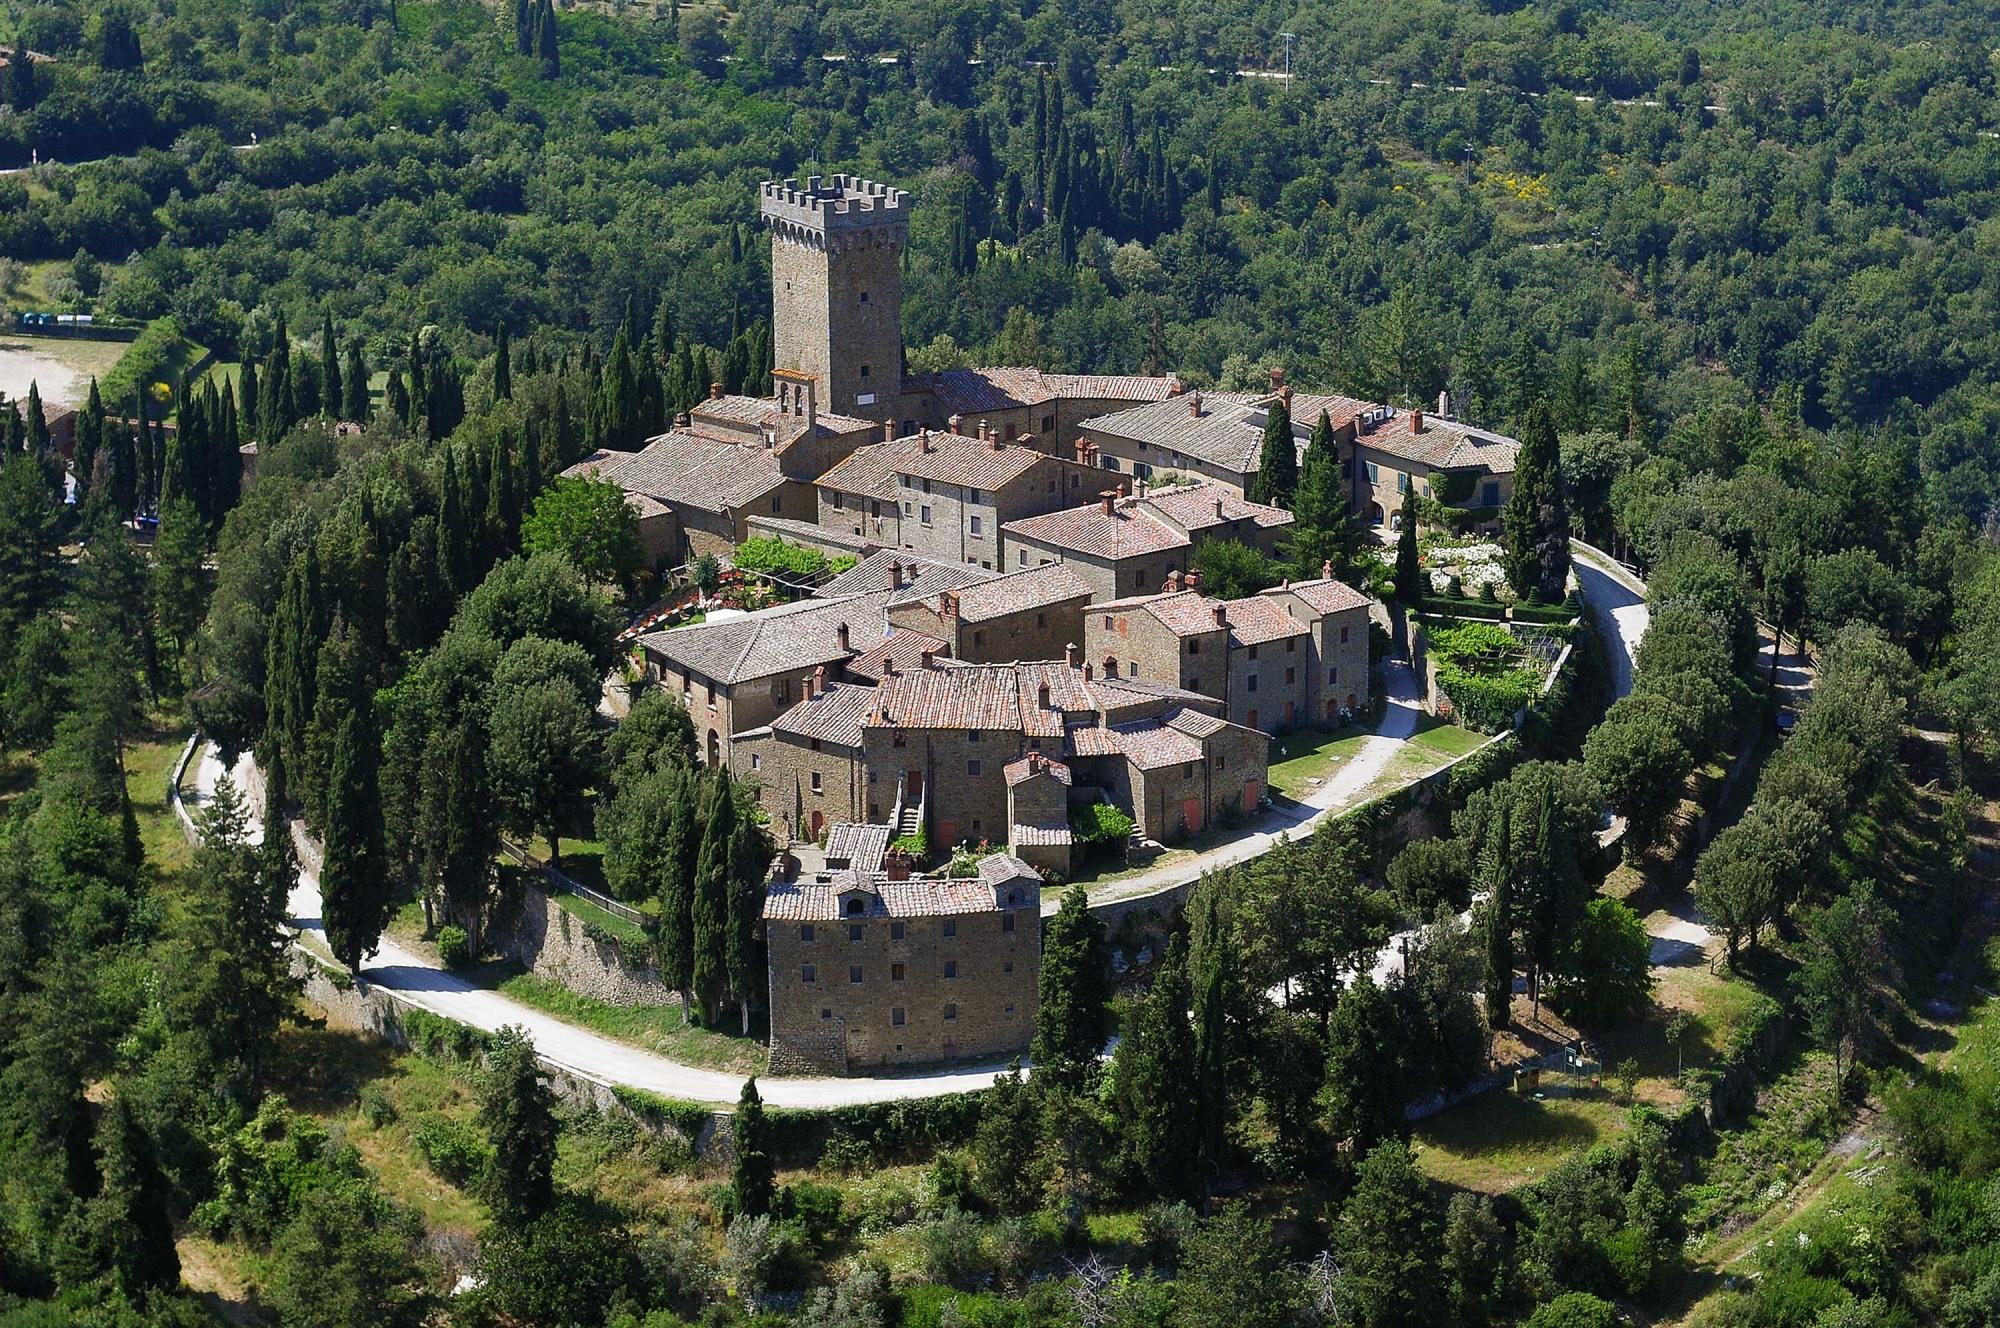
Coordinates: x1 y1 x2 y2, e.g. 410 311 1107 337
550 887 653 949
524 834 614 897
1266 725 1375 799
494 970 768 1074
1408 715 1491 758
1413 1082 1634 1193
127 719 195 872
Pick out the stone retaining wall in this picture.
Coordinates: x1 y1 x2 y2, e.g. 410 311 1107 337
485 881 683 1010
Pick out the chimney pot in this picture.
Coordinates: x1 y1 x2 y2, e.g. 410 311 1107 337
949 414 963 435
1214 497 1225 519
1412 409 1425 435
1189 390 1203 418
1083 662 1094 680
836 622 850 652
920 646 937 669
1269 366 1285 389
888 559 902 589
921 434 934 453
1135 478 1148 500
1212 603 1227 628
675 411 691 427
812 664 827 696
1065 642 1080 668
1322 559 1333 579
1168 377 1185 396
1186 569 1202 590
709 381 723 400
1101 494 1114 516
882 419 895 443
1165 569 1182 592
978 418 990 440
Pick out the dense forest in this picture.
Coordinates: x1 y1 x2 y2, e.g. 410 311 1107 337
6 0 2000 1325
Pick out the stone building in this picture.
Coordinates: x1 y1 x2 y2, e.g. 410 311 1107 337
1077 378 1372 492
1004 753 1074 876
763 854 1043 1074
884 561 1093 664
731 675 875 843
1001 479 1294 601
1348 404 1518 534
1083 572 1374 733
815 423 1103 571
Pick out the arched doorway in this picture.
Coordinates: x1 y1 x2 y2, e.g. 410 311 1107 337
809 809 825 840
1367 502 1385 526
1346 692 1357 711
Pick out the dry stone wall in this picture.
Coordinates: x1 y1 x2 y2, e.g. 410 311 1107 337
485 882 683 1010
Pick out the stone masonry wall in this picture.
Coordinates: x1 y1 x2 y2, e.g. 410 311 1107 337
485 882 683 1009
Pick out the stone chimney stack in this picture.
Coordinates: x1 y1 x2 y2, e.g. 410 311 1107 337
1411 409 1425 435
1135 478 1148 500
675 411 691 427
1212 603 1228 628
1188 390 1203 418
1280 384 1293 409
920 433 934 453
1438 388 1452 418
1167 377 1185 396
1083 662 1094 681
1322 559 1333 580
1186 569 1202 591
836 622 850 652
709 381 723 400
812 664 827 697
1165 569 1183 592
888 559 902 589
920 646 938 669
949 414 964 435
1269 366 1285 391
1100 492 1115 516
881 419 895 443
1065 642 1080 668
939 591 959 620
1214 497 1225 520
977 419 990 441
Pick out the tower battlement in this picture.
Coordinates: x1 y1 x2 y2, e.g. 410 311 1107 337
760 175 910 244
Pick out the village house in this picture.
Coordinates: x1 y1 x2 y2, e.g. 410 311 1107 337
815 422 1103 571
1082 571 1374 733
883 561 1093 664
763 853 1044 1075
1076 374 1371 491
1347 402 1518 534
1001 478 1295 602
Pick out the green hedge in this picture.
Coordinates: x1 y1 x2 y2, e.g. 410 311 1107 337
1435 660 1539 733
1071 801 1135 845
1422 594 1508 620
102 315 198 406
1510 597 1583 624
611 1085 717 1142
767 1090 991 1168
396 1006 493 1067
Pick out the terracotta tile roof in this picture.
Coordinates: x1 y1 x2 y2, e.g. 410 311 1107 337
640 593 877 684
976 853 1044 891
1355 411 1519 474
770 683 877 748
589 429 787 515
762 856 1040 921
1221 594 1310 647
1266 577 1373 615
916 367 1178 416
821 549 995 599
949 563 1092 622
866 660 1095 737
1064 725 1125 758
898 432 1055 491
743 515 877 555
1003 481 1291 560
1134 591 1232 637
816 439 905 501
824 822 891 873
1083 391 1373 475
1004 755 1072 785
1010 823 1073 846
1106 719 1206 770
1165 710 1229 739
692 393 877 438
846 630 948 682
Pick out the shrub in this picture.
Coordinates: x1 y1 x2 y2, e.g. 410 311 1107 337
732 537 828 579
436 925 470 968
411 1114 491 1188
1070 801 1135 846
914 1209 993 1289
359 1087 399 1129
774 1181 847 1256
1524 1291 1619 1328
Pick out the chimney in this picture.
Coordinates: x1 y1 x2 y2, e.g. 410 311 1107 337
1100 493 1115 516
991 431 1004 451
1083 662 1094 680
884 658 897 678
881 419 895 443
939 590 959 619
1064 642 1080 668
949 414 964 435
920 646 938 670
1188 390 1203 418
675 411 691 427
1116 481 1127 499
1075 438 1091 464
1037 682 1051 709
920 434 934 453
836 622 850 652
812 664 827 697
1165 569 1182 592
1438 388 1452 418
709 381 723 400
1280 384 1293 409
1269 366 1285 391
1322 559 1333 580
1135 478 1148 500
888 559 902 589
1411 409 1425 435
977 418 990 441
1214 497 1225 520
1186 569 1202 591
1167 377 1185 396
1212 603 1227 628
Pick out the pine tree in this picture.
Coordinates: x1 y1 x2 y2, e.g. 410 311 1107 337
320 311 342 418
731 1078 776 1218
1395 486 1422 602
1111 930 1198 1197
493 323 513 401
1031 887 1110 1088
479 1027 559 1224
1248 396 1296 507
321 709 390 972
689 774 734 1023
1502 399 1570 604
342 340 370 422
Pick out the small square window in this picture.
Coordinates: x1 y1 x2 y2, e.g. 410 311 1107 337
967 759 981 776
1248 644 1259 661
970 515 983 535
943 919 957 938
860 291 870 304
891 920 906 941
800 924 815 943
849 965 863 984
1328 668 1338 684
1188 639 1200 655
849 923 864 942
1340 625 1350 643
801 964 816 983
811 772 823 792
821 1008 832 1020
1247 675 1259 693
1004 959 1014 973
751 753 761 770
860 364 871 380
944 1003 958 1021
1003 913 1016 933
1036 612 1046 627
968 729 982 743
1182 762 1194 778
944 960 958 979
921 505 933 525
1286 638 1296 653
892 962 906 981
891 1007 905 1027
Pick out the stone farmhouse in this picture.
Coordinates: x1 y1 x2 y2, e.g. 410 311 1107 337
763 852 1044 1074
1082 573 1374 733
731 655 1267 864
814 423 1105 570
1002 478 1295 601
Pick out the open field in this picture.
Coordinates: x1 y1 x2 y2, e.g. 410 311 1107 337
0 334 132 407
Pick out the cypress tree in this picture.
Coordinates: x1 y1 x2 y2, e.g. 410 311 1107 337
259 312 291 446
656 765 700 999
536 0 560 78
493 323 512 401
1031 886 1110 1088
24 380 48 455
1248 395 1296 507
385 367 409 425
1481 803 1514 1029
513 0 535 54
321 708 390 972
319 310 342 418
690 774 734 1024
1111 930 1198 1197
93 1097 181 1296
487 430 520 554
342 340 370 422
1189 880 1238 1182
74 379 105 501
108 413 136 520
478 1027 559 1224
215 380 241 515
238 358 259 443
1395 487 1422 602
406 331 426 430
731 1078 776 1218
726 796 769 1033
1501 399 1570 604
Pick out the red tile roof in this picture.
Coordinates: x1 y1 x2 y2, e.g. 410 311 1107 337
770 683 877 748
948 563 1092 622
1002 481 1291 560
1266 577 1373 615
846 630 949 683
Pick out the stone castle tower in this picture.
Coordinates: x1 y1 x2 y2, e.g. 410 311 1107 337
760 174 908 423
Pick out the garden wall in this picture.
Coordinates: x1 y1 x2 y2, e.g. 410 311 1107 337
485 879 682 1010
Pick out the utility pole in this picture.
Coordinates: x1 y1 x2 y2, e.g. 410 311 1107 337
1280 32 1297 86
